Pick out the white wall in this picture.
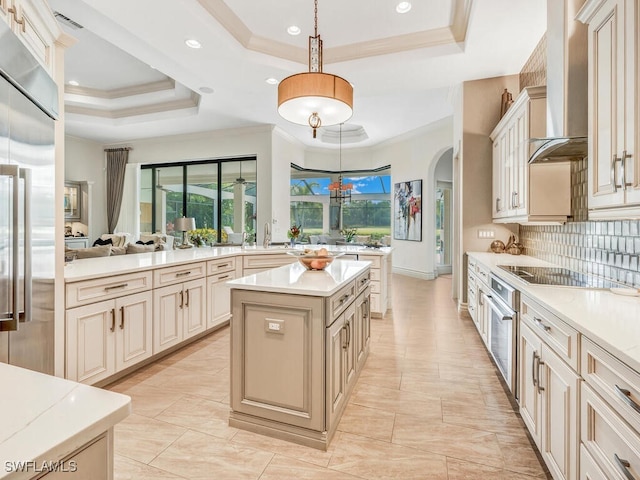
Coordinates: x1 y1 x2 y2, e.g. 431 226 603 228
374 117 453 280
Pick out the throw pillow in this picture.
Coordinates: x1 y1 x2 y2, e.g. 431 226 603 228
136 240 155 245
74 245 112 259
126 243 156 254
110 246 127 256
92 237 113 247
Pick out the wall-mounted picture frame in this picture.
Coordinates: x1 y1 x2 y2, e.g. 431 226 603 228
64 181 81 220
393 179 422 241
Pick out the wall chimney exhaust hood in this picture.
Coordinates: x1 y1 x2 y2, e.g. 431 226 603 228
529 0 588 164
528 136 587 163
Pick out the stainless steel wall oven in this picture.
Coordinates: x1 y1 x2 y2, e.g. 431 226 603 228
486 274 519 398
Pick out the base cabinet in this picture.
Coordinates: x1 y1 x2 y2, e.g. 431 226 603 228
207 270 236 329
519 321 580 480
33 432 111 479
153 278 206 354
66 291 152 384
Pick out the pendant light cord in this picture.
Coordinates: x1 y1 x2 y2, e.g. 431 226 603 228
314 0 318 37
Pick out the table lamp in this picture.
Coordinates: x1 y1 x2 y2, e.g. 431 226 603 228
174 216 196 248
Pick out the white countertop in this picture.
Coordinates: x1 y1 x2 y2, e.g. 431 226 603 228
228 259 371 296
468 252 640 373
0 363 130 480
64 245 391 283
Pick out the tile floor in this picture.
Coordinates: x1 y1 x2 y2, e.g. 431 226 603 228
107 274 550 479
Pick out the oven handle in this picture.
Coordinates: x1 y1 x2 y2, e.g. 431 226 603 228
486 293 514 321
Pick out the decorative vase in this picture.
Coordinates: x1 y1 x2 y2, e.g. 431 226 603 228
290 238 296 248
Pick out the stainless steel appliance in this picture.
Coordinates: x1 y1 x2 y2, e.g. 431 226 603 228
486 274 519 397
497 265 623 288
0 20 58 374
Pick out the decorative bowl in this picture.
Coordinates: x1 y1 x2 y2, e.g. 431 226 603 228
287 250 344 271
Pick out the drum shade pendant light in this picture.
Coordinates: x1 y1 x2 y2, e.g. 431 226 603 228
277 0 353 138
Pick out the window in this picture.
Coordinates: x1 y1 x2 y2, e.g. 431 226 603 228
140 158 256 243
290 165 391 241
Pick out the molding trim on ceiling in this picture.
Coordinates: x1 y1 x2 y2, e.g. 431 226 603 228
321 124 368 144
66 91 200 119
65 79 176 99
197 0 473 64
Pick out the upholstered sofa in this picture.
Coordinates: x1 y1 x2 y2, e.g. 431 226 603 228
65 233 174 260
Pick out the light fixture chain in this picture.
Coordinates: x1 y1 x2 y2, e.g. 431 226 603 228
314 0 318 37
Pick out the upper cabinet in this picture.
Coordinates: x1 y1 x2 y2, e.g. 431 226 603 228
1 0 59 76
578 0 640 218
490 86 572 224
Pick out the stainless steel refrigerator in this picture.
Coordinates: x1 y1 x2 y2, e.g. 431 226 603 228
0 20 58 374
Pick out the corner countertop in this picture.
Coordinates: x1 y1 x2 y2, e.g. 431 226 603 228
64 245 392 283
227 259 371 296
467 251 640 373
0 363 131 480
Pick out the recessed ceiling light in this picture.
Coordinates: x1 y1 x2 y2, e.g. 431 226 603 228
396 1 412 13
287 25 301 36
265 78 279 85
68 80 79 86
199 87 214 94
185 38 202 49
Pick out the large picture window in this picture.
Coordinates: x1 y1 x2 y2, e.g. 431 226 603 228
290 164 391 242
140 158 256 244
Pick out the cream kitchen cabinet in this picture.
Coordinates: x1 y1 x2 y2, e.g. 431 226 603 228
580 336 640 479
359 252 390 317
66 291 152 385
467 257 490 346
241 252 296 275
578 0 640 218
1 0 58 75
153 277 206 354
490 86 572 224
206 256 238 329
519 296 580 480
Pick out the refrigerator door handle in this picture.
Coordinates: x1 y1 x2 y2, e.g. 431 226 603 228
0 165 19 331
19 167 31 323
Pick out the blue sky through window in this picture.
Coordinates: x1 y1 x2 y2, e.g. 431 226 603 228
291 175 391 195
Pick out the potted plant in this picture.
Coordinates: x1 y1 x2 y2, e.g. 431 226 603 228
287 224 301 247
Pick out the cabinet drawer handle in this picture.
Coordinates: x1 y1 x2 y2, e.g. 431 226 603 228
175 271 192 277
119 306 125 329
615 385 640 414
110 309 115 332
217 263 230 269
533 317 551 332
8 7 25 33
614 454 636 480
339 294 350 304
105 283 129 291
217 275 230 281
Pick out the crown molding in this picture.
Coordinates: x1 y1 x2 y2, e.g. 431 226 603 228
65 79 176 99
66 91 200 119
198 0 473 65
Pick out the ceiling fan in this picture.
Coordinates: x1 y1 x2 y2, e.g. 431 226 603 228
235 162 246 185
155 171 172 193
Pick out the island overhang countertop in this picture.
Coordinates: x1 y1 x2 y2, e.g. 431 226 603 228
227 259 371 296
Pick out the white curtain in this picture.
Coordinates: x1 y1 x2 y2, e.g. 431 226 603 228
115 163 140 239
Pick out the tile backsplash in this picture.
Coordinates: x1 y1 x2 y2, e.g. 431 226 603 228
520 159 640 288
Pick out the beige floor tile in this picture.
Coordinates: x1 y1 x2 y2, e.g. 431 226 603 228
114 454 188 480
230 430 333 468
392 414 505 469
150 430 273 480
336 403 396 442
117 383 186 418
258 455 362 480
441 399 526 435
350 382 443 418
155 394 237 440
328 431 448 479
446 457 546 480
496 433 548 478
114 414 187 464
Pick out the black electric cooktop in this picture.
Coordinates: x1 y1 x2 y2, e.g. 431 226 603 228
498 265 622 289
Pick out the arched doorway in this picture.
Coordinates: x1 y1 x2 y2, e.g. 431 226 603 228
434 148 453 275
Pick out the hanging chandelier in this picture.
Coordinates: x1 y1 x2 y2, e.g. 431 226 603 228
277 0 353 139
328 124 352 203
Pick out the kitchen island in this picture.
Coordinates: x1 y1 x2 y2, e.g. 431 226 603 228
0 363 130 480
228 259 372 450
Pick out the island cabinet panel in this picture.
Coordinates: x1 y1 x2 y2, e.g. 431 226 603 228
35 432 111 479
230 291 325 431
